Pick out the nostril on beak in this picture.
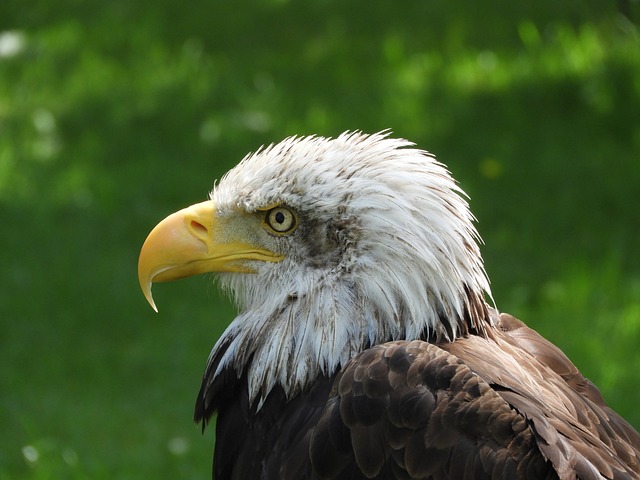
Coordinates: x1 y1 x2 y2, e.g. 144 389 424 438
190 220 207 234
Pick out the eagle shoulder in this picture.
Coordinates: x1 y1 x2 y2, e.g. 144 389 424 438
310 339 557 479
311 314 640 479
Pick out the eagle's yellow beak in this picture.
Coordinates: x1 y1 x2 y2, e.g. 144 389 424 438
138 200 283 312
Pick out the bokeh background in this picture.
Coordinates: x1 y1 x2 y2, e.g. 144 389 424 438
1 1 639 478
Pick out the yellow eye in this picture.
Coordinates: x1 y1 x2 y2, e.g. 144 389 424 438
264 206 297 234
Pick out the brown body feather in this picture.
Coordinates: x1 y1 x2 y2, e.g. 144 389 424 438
195 311 640 479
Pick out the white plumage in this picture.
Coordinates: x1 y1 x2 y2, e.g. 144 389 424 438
208 131 492 405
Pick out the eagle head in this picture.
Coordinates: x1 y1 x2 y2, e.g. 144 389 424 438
138 131 492 404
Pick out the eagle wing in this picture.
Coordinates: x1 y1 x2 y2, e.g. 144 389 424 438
309 314 640 479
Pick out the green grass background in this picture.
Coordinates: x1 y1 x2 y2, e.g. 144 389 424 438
1 1 639 478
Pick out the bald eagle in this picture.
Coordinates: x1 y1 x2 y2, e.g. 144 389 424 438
138 132 640 479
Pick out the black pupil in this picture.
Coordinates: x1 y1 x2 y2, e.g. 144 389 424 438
274 211 286 224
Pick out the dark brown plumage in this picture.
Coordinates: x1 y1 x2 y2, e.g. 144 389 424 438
195 310 640 479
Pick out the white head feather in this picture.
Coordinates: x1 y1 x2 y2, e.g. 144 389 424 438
206 131 492 406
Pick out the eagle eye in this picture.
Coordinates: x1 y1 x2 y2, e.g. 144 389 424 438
264 206 297 235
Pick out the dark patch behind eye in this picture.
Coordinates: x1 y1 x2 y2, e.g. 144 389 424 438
298 212 358 270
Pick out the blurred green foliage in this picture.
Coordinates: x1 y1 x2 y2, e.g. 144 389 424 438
1 1 639 478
